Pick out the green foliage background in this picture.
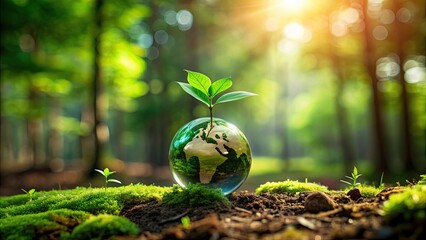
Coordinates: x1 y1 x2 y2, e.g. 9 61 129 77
1 0 425 189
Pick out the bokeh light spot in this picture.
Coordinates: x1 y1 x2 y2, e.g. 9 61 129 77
379 9 395 24
154 30 168 45
396 8 412 23
150 79 164 94
331 21 348 37
138 33 153 48
19 34 35 52
405 67 426 83
283 22 311 43
177 10 193 31
373 25 388 40
164 10 177 26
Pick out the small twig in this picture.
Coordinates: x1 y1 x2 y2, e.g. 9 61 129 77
159 209 190 224
234 207 252 214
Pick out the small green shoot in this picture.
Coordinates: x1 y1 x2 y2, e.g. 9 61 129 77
417 174 426 185
177 70 256 133
21 188 36 202
181 215 191 229
379 172 385 188
95 168 122 190
340 166 362 188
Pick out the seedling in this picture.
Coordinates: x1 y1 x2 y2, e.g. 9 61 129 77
21 188 35 201
340 166 362 188
379 172 385 188
177 70 256 133
94 168 122 190
181 215 191 229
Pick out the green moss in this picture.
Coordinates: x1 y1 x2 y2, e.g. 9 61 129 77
383 184 426 222
0 209 89 240
417 174 426 185
256 180 328 195
344 184 383 198
0 184 171 239
51 191 122 215
66 215 140 239
0 184 171 218
162 184 229 207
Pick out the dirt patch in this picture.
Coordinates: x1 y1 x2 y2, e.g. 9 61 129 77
122 189 424 240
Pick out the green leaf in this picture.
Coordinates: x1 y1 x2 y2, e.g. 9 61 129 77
177 82 210 106
95 169 106 177
209 77 232 98
104 168 110 175
353 166 358 175
29 189 35 194
214 91 256 105
107 179 122 184
185 70 211 95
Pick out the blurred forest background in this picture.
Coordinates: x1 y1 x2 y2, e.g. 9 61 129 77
1 0 425 195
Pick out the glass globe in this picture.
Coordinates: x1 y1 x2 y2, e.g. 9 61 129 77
169 117 252 195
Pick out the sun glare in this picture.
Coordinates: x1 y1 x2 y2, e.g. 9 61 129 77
275 0 307 12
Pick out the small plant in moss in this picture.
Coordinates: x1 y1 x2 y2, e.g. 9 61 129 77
181 215 191 230
340 166 362 188
162 184 229 207
383 184 426 222
417 174 426 185
256 180 328 195
66 214 140 239
21 188 36 202
95 168 122 190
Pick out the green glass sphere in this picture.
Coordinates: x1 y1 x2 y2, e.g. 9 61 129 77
169 117 252 195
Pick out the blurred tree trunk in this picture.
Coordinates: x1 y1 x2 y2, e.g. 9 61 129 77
327 29 355 173
361 0 389 173
393 0 414 171
144 1 168 167
88 0 106 177
112 110 124 161
47 97 63 171
27 85 45 168
0 117 13 166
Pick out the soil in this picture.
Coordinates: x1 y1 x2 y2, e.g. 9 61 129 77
122 188 424 240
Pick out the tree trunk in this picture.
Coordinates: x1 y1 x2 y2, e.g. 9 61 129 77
47 97 63 171
393 0 414 171
88 0 106 176
361 0 389 173
327 29 356 173
27 86 45 168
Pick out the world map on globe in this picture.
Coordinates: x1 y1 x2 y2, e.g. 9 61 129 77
169 118 252 195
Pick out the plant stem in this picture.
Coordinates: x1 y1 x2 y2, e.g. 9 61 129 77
207 101 213 136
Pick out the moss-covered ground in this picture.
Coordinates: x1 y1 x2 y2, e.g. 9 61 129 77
1 176 425 239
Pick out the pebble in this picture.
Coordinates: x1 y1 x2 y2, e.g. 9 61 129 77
304 191 338 213
347 188 362 201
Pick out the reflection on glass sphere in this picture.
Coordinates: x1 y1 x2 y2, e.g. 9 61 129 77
169 117 252 195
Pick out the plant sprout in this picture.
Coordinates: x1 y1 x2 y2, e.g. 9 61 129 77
181 215 191 229
95 168 122 190
340 166 362 188
177 70 256 133
21 188 36 201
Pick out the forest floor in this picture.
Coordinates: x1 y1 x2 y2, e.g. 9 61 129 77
123 187 424 240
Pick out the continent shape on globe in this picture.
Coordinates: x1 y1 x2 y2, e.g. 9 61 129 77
183 122 246 184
